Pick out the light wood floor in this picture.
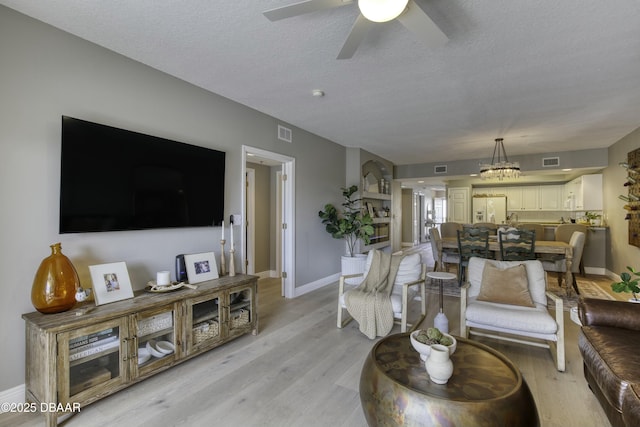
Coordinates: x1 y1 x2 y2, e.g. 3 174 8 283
2 271 614 427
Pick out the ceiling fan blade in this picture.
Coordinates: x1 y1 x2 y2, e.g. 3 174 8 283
396 0 448 47
337 14 375 60
264 0 354 21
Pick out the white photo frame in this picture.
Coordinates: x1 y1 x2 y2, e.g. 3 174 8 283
89 261 135 306
184 252 219 284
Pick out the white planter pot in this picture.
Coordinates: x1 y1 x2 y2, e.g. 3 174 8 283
342 254 367 285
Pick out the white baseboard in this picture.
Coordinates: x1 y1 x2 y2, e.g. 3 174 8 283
0 384 25 410
254 270 278 279
584 267 606 275
294 273 340 298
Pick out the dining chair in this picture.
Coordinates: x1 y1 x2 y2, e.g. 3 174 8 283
471 223 498 235
541 231 586 295
517 223 545 241
428 227 460 273
499 228 536 261
457 227 490 286
554 224 588 275
440 222 463 238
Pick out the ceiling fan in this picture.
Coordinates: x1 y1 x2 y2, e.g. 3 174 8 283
263 0 448 59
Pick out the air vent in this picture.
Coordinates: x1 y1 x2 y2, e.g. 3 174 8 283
434 165 447 174
278 125 292 143
542 157 560 167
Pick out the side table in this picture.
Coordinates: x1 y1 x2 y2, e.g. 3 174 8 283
426 271 456 333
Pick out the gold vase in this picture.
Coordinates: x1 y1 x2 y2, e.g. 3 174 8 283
31 243 80 313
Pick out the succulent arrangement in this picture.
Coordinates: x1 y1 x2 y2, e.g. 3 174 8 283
414 327 454 347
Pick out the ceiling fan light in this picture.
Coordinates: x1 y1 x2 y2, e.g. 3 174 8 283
358 0 409 23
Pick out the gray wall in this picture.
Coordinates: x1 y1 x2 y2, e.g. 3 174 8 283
605 126 640 276
0 6 346 390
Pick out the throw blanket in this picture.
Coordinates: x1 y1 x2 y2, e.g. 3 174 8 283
344 250 403 339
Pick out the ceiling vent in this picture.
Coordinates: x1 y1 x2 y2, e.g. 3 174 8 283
434 165 448 174
542 157 560 167
278 125 292 143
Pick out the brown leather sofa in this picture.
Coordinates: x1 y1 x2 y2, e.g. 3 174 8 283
578 298 640 427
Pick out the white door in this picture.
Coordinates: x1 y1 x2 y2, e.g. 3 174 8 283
448 187 470 224
242 146 295 298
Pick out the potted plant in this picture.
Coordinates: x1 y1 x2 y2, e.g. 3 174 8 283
319 185 375 280
584 211 602 226
611 266 640 302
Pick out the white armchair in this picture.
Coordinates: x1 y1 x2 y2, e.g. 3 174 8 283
460 257 565 371
337 251 426 333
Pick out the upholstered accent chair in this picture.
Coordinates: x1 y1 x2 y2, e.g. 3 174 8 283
460 257 565 371
338 251 427 333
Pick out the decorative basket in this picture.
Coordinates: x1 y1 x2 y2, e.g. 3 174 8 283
192 320 219 344
230 309 250 328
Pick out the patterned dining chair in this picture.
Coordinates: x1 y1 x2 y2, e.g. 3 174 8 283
499 228 536 261
457 227 490 286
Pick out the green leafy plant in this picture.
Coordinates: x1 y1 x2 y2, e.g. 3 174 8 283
584 211 601 220
611 266 640 300
318 185 374 257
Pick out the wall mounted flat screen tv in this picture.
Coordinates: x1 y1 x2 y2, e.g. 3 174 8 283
60 116 225 233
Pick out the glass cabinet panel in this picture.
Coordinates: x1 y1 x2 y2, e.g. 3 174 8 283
228 286 254 336
59 318 127 404
134 305 178 375
187 293 222 353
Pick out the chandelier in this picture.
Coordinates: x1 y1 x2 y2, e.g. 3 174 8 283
479 138 521 180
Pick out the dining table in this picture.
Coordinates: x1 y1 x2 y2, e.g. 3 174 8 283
437 236 574 294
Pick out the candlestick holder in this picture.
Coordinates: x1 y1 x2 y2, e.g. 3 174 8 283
229 248 236 277
219 239 227 276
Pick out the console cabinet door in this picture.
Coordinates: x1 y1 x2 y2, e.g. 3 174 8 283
132 303 180 378
185 292 224 355
57 318 129 405
227 284 256 339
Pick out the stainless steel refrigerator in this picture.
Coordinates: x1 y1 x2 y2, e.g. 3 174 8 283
472 196 507 224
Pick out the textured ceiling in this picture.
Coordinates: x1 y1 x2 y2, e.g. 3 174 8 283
2 0 640 169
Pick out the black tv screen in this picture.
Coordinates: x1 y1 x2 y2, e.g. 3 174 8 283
60 116 225 233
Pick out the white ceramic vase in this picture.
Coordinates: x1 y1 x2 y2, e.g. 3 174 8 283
425 344 454 385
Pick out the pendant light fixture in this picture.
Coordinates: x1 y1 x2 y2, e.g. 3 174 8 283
479 138 521 180
358 0 409 22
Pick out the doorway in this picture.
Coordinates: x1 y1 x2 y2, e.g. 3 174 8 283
241 146 295 298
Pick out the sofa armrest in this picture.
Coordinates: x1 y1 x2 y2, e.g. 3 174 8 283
578 297 640 330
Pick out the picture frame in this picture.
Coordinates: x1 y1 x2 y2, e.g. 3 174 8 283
184 252 219 284
89 261 135 306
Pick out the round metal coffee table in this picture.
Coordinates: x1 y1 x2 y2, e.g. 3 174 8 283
360 333 539 427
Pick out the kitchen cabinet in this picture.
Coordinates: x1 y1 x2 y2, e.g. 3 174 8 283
565 174 603 211
539 185 565 210
23 274 257 427
521 187 540 210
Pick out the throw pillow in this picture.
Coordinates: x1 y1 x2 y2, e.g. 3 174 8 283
476 262 535 307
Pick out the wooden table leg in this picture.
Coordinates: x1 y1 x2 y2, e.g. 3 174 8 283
565 246 574 296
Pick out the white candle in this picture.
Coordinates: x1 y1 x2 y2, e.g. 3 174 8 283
221 220 225 240
157 271 170 286
230 222 234 250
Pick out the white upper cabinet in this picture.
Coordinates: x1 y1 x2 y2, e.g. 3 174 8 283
565 174 603 211
539 185 565 210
